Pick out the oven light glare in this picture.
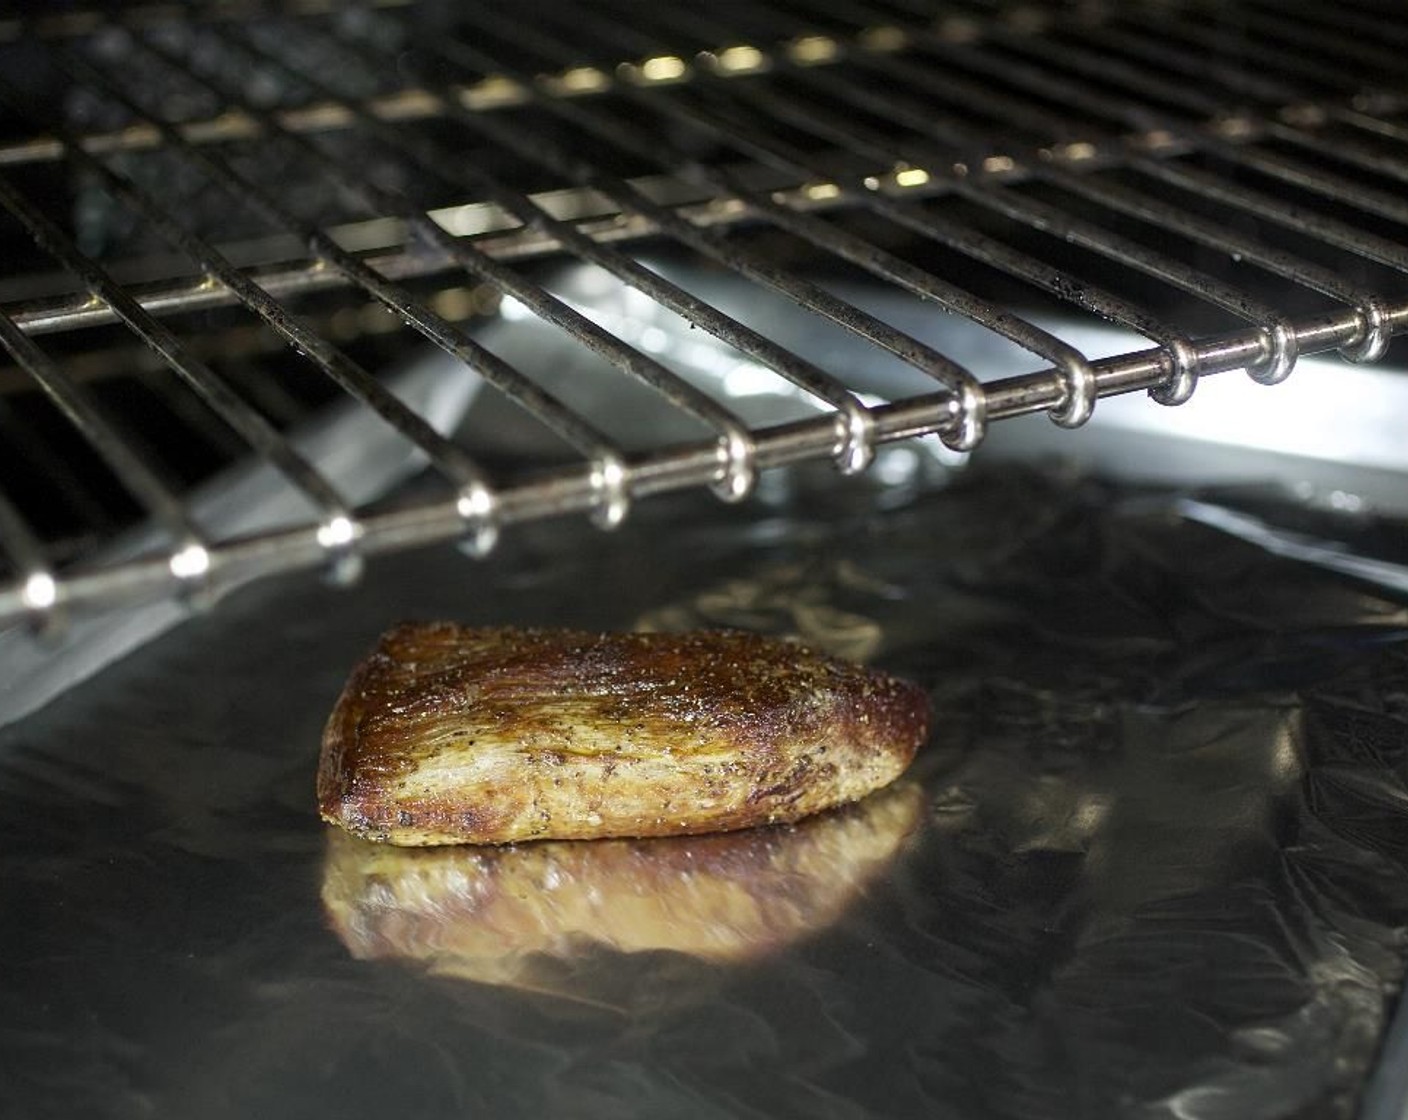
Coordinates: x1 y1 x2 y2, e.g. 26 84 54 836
715 45 765 74
169 544 210 580
457 487 494 521
789 35 838 64
21 571 57 611
722 362 778 398
894 166 930 188
462 75 525 110
638 55 687 83
874 446 920 486
557 66 609 94
623 284 657 318
805 181 841 201
499 295 531 321
316 516 357 549
684 340 732 374
638 325 670 354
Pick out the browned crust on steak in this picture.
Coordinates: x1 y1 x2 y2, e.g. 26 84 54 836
318 624 929 845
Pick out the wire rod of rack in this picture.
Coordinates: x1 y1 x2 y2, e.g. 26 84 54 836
0 0 1404 629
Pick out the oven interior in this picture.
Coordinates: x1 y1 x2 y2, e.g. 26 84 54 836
2 2 1408 1118
3 0 1407 629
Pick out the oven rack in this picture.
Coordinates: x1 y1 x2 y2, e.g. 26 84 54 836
1 0 1406 631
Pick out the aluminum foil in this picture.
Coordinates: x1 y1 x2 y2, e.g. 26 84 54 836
2 464 1407 1119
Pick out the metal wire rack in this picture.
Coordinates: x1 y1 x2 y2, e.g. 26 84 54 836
1 0 1406 631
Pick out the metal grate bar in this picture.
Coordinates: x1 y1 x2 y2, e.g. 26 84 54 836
571 0 1106 422
0 3 936 175
219 30 917 494
0 78 355 533
5 2 1393 337
1262 121 1408 192
612 87 1102 422
0 320 209 614
1201 5 1406 78
2 180 775 337
1015 23 1408 248
1103 10 1360 95
54 42 498 516
592 3 1202 405
1213 140 1408 232
0 391 121 545
1250 0 1408 54
356 6 1401 389
206 27 767 510
128 27 758 521
0 0 1405 629
403 10 999 443
806 2 1407 343
0 22 900 333
399 80 964 459
824 0 1408 232
631 44 1302 385
1025 28 1408 233
1068 21 1322 107
665 6 1392 362
1133 157 1408 278
1010 10 1399 167
266 2 1408 363
1103 12 1380 112
0 178 209 558
77 21 968 476
736 24 1394 364
1098 8 1408 164
0 474 55 622
1013 23 1408 236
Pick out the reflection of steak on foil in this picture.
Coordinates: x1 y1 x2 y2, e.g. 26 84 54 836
318 623 930 846
321 781 924 986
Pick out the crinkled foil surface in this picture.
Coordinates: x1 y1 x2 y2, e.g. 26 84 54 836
3 464 1407 1119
